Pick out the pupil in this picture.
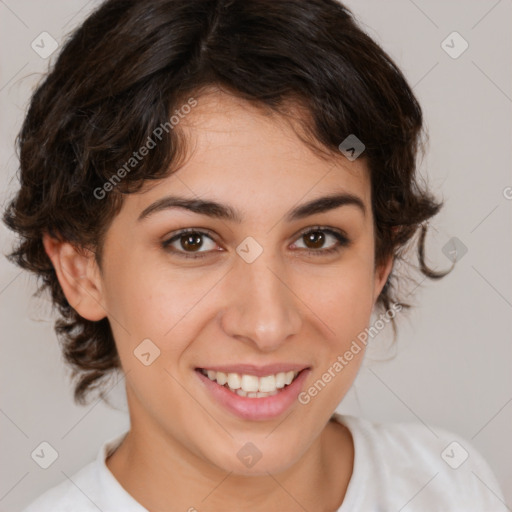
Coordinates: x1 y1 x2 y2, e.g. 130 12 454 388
182 233 202 251
305 231 324 249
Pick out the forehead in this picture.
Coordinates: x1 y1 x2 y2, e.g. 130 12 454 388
125 90 371 218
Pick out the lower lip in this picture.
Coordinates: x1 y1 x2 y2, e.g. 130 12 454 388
196 369 310 421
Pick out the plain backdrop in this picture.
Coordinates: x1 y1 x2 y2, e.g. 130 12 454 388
1 1 511 510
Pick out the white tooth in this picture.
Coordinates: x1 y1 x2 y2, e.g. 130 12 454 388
256 392 269 397
259 375 276 393
284 371 295 385
227 373 241 390
236 389 247 397
241 374 259 393
207 370 217 380
216 371 227 385
269 390 278 396
247 392 258 398
275 372 286 388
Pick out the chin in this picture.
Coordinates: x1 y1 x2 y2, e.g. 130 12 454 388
206 440 303 477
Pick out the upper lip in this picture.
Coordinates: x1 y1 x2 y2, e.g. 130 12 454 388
196 364 310 377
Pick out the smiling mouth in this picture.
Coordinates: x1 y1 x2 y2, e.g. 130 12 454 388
196 368 304 398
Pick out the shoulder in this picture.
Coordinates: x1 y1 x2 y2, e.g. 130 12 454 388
21 461 99 512
333 413 507 511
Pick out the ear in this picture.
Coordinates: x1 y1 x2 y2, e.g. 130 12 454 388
42 233 107 321
372 254 394 304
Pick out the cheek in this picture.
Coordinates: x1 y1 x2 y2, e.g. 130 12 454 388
101 248 223 362
309 277 374 397
300 266 376 404
306 250 377 344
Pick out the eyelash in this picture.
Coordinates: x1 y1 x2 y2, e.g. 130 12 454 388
161 226 350 260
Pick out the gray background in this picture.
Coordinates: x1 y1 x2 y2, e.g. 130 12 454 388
1 0 511 510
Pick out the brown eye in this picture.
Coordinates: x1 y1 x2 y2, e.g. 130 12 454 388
180 233 204 252
292 227 350 256
162 229 218 259
303 230 326 249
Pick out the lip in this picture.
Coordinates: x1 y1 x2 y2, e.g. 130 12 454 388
196 367 311 421
196 363 309 377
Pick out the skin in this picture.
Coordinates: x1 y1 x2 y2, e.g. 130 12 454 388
43 89 393 512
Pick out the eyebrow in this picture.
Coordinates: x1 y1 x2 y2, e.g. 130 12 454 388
137 192 366 223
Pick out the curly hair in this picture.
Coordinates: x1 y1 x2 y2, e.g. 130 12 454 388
3 0 448 405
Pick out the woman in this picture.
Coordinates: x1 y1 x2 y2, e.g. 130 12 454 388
4 0 505 510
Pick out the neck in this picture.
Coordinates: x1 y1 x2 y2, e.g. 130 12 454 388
106 409 353 512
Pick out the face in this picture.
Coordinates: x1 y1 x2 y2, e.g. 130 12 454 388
84 91 391 475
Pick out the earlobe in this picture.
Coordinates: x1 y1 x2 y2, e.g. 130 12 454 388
42 233 107 321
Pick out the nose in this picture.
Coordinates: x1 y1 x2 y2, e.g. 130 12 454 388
219 250 302 352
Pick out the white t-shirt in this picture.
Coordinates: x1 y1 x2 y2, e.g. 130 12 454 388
21 413 507 511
